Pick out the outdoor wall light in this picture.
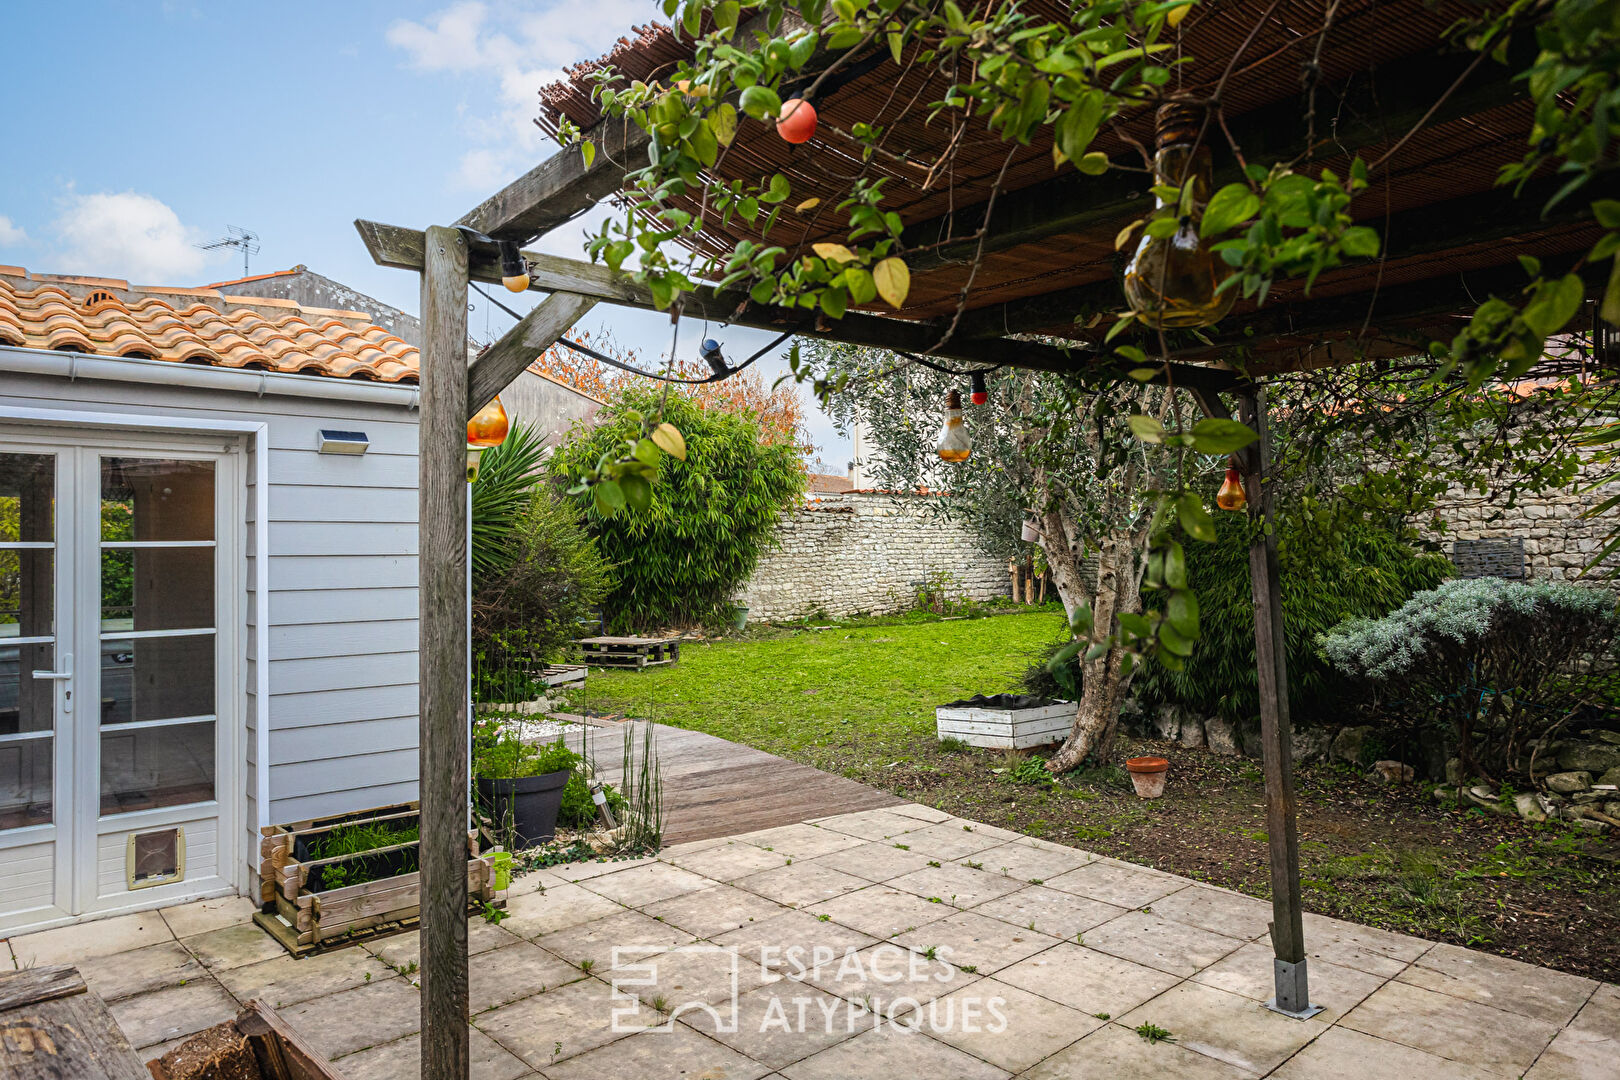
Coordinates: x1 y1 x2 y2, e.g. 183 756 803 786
699 337 729 377
466 394 510 482
498 240 530 293
936 389 972 463
316 429 369 455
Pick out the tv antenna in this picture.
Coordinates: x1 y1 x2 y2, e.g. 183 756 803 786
197 225 261 278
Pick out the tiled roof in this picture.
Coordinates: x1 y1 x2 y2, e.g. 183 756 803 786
807 472 854 493
0 265 418 383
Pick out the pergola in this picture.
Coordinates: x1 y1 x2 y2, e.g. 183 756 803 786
355 2 1604 1076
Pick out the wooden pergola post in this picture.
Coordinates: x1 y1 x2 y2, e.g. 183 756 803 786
1238 385 1318 1019
419 225 472 1080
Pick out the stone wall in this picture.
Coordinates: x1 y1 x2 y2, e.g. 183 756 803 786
1427 454 1620 581
734 491 1010 621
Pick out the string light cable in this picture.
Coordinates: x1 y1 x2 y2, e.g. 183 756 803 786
470 280 790 385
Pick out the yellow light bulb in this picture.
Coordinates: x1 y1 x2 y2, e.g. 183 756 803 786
501 272 530 293
936 389 972 463
1216 466 1246 512
1123 101 1236 330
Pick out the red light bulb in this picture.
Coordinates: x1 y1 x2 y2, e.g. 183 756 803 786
777 98 817 144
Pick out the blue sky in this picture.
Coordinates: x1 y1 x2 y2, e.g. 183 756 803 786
0 1 851 465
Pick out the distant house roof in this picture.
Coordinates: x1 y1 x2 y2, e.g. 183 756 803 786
0 265 418 382
807 473 854 494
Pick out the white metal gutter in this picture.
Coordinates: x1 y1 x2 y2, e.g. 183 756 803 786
0 345 422 409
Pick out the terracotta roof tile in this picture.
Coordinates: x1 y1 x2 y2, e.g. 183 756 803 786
0 266 418 383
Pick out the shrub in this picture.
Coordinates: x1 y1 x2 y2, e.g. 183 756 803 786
1123 511 1452 724
472 426 614 691
550 386 804 630
1319 577 1620 777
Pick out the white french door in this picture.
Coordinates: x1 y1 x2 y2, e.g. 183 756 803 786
0 436 237 928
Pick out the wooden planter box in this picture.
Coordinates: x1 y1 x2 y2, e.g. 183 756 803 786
148 1000 345 1080
255 802 501 956
936 695 1074 750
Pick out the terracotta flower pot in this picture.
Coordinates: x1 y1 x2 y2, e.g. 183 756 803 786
1126 756 1169 799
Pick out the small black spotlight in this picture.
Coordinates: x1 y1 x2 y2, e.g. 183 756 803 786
700 337 729 376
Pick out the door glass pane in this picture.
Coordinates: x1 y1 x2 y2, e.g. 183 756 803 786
101 548 213 633
101 458 214 541
100 720 214 814
100 636 214 726
0 737 51 829
1 453 54 543
1 643 55 737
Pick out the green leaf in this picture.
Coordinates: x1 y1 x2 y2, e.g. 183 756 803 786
619 472 652 513
1200 183 1259 238
1158 620 1195 656
1189 418 1258 455
580 139 595 169
1166 589 1200 637
819 286 849 319
1522 273 1584 337
1175 492 1216 542
1163 541 1186 589
1077 151 1109 175
713 0 739 31
1593 199 1620 229
739 85 782 120
594 479 626 516
788 31 819 68
1069 604 1094 637
844 266 877 304
1053 91 1103 164
1127 415 1165 443
1340 225 1380 257
1144 216 1180 239
761 173 792 204
1604 259 1620 327
711 104 738 147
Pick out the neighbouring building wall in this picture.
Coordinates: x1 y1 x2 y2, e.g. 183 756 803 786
734 491 1009 621
499 369 603 447
1428 453 1620 581
215 267 424 347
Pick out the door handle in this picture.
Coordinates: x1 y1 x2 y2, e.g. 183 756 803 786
30 653 72 715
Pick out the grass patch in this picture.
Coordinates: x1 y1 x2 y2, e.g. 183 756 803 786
574 612 1067 767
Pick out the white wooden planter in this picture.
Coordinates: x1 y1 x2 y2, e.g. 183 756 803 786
935 697 1074 749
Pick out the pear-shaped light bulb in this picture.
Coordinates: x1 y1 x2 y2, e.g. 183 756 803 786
936 389 972 463
1216 466 1246 512
467 394 510 448
1123 101 1236 330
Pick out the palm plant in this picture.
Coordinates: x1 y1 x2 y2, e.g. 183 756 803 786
471 421 549 582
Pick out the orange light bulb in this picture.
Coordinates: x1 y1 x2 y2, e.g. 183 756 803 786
467 395 510 448
1215 467 1246 512
936 389 972 463
777 98 818 144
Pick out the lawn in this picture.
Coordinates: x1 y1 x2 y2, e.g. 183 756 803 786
575 610 1070 768
576 610 1620 983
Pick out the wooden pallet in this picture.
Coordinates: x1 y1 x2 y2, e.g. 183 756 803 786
576 635 682 668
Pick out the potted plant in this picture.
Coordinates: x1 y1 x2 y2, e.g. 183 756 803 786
473 722 578 848
1126 756 1170 799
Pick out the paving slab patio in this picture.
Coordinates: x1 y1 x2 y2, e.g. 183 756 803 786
4 803 1612 1079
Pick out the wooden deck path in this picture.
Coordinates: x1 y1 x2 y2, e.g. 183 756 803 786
567 719 902 845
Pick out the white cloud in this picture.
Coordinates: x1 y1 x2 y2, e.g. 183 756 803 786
51 191 215 283
388 0 651 191
0 215 26 247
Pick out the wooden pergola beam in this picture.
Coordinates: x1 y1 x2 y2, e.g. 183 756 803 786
897 35 1532 275
417 226 472 1080
356 218 1241 394
467 292 598 413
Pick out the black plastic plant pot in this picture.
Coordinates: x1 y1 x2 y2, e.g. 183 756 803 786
476 768 571 849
